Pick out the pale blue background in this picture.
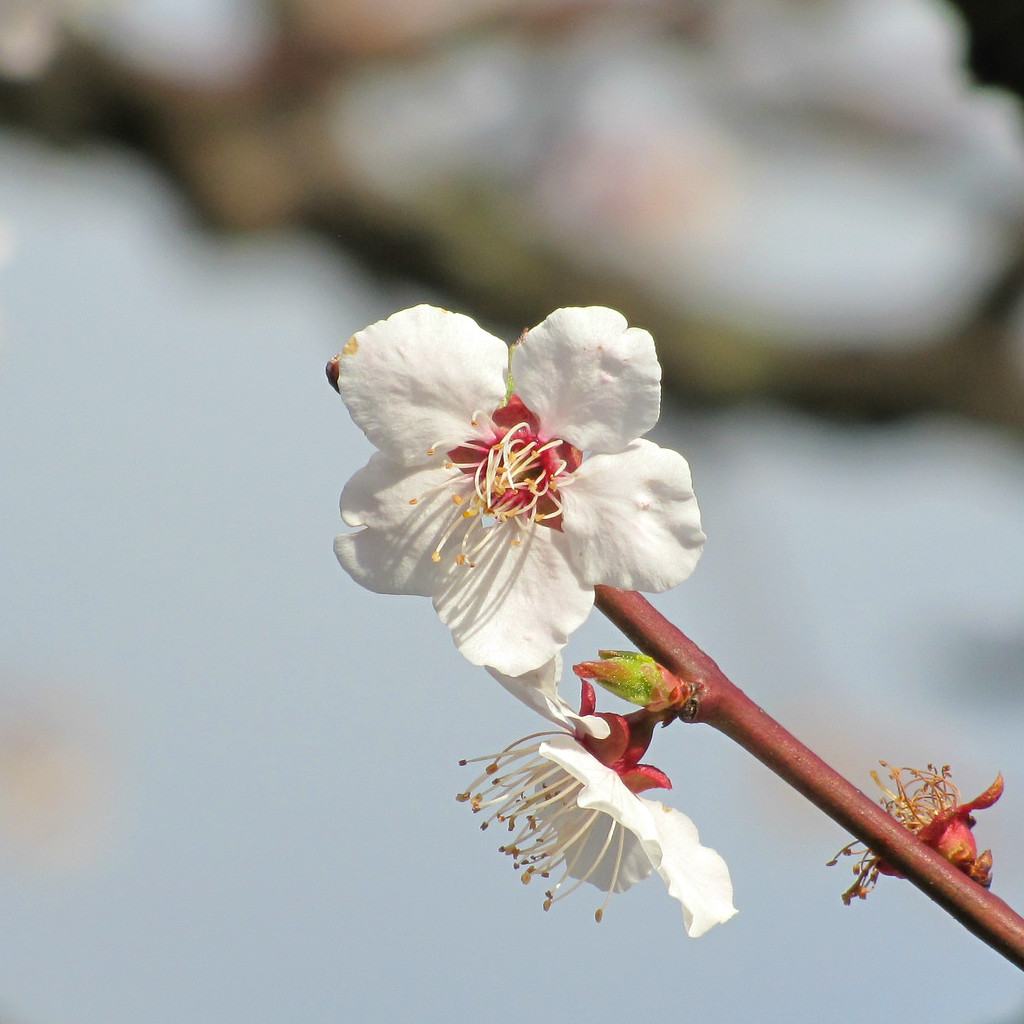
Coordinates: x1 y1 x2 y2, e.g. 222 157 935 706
1 128 1023 1022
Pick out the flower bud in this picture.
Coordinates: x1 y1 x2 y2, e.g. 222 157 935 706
572 650 689 712
325 355 341 392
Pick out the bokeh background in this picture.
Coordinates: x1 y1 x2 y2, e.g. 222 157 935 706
2 1 1024 1021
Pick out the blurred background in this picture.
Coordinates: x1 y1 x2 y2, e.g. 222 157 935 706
2 0 1024 1021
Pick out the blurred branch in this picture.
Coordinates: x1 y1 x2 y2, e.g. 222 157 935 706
953 1 1024 100
3 11 1024 433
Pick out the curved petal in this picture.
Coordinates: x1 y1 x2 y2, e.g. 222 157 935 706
513 306 661 454
540 736 657 891
488 658 610 739
542 738 737 934
334 452 470 597
433 523 593 677
644 800 737 937
561 439 705 592
336 305 508 466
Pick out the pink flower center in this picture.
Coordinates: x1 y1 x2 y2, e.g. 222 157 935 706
447 395 582 529
410 396 583 569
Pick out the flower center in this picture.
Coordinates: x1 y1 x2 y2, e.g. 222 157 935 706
413 395 582 568
447 395 581 527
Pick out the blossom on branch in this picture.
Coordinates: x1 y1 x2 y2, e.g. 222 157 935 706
828 762 1003 905
329 304 704 676
458 660 736 934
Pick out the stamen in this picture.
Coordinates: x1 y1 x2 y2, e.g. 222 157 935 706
477 775 577 831
458 730 652 922
544 813 618 910
595 827 626 922
430 499 477 563
460 522 505 563
418 400 576 567
456 733 561 783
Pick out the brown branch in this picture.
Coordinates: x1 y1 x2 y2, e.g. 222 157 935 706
595 584 1024 970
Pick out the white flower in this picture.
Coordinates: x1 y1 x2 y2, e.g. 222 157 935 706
457 659 736 935
331 304 704 676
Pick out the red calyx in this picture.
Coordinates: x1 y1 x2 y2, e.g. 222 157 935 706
575 681 672 795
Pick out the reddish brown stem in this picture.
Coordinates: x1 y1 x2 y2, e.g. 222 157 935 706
594 585 1024 970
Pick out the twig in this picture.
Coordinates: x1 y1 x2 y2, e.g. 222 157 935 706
594 584 1024 970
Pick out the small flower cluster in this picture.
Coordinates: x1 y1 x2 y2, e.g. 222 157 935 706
828 762 1003 905
328 305 735 931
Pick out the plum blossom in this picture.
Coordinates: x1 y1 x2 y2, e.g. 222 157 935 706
457 659 736 934
330 304 704 676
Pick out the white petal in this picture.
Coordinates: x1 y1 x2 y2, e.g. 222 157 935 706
644 801 737 938
336 305 508 466
334 452 468 597
487 658 611 739
433 523 593 676
513 306 661 453
549 736 661 850
560 810 655 893
540 736 657 890
561 439 705 592
542 737 737 934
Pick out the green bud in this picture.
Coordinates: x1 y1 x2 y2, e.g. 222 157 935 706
572 650 687 711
